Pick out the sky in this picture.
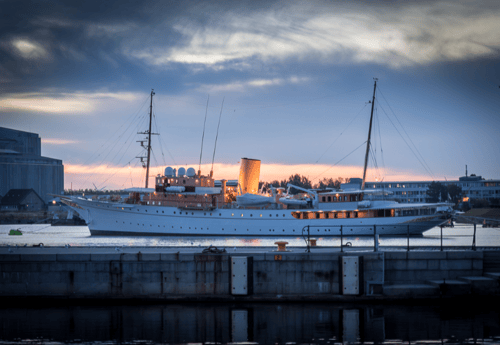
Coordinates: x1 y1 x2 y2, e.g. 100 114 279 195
1 0 499 190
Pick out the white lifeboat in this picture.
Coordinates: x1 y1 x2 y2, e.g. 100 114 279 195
279 196 311 206
236 193 274 207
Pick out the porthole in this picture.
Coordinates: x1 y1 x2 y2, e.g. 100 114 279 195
250 214 253 217
241 214 243 217
260 214 262 217
231 213 234 217
174 212 176 214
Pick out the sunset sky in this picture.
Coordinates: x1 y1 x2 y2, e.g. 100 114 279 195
1 0 499 190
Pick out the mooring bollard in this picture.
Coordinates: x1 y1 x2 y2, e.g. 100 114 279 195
275 241 289 252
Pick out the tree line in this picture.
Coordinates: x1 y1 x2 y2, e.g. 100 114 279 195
261 175 349 194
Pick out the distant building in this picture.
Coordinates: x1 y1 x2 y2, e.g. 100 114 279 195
0 189 45 211
0 127 64 203
362 173 500 204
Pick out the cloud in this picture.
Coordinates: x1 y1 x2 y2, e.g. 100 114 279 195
11 39 49 60
0 91 143 114
195 76 310 93
127 1 500 69
42 138 80 145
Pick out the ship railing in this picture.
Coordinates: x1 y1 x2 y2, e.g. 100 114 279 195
301 222 479 253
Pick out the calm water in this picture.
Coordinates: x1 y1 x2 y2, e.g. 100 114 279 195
2 224 500 344
1 223 500 249
0 302 499 344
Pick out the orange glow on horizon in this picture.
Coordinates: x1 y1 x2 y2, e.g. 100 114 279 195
64 162 452 190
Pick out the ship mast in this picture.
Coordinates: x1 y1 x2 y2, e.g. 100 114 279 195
361 79 377 190
137 89 156 188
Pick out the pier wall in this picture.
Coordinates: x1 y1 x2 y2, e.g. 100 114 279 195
384 251 483 285
0 250 498 299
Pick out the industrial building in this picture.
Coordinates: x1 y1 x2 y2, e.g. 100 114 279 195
364 173 500 204
0 127 64 203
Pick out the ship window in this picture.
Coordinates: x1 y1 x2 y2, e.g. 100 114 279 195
174 211 176 214
152 201 155 205
162 211 164 213
219 213 221 216
276 214 279 217
346 212 350 218
159 202 161 206
354 211 358 218
260 214 262 217
183 180 186 184
241 214 243 217
250 214 253 217
322 196 325 202
328 196 331 202
344 196 348 201
231 213 234 216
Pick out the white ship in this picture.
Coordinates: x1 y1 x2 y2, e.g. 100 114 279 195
61 82 452 236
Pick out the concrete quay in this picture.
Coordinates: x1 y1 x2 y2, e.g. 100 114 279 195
1 246 499 301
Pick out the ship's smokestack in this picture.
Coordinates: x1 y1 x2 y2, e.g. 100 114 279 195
238 158 261 195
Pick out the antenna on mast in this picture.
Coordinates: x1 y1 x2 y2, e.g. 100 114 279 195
198 95 209 177
361 78 377 190
210 97 225 178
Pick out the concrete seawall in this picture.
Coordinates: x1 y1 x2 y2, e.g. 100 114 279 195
1 247 499 300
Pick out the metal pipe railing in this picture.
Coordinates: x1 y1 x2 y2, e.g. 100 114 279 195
300 223 481 252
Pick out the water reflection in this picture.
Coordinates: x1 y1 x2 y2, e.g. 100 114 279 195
1 302 499 344
2 224 499 249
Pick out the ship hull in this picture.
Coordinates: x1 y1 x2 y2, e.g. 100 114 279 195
66 198 447 236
